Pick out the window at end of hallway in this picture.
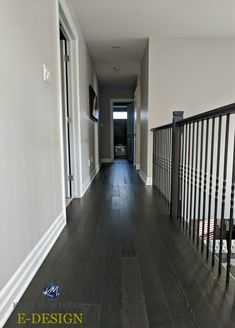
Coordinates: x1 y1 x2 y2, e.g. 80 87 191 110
113 111 127 119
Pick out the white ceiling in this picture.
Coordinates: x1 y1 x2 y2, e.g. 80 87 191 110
72 0 235 88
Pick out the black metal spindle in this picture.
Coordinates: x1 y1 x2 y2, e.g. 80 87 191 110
160 130 162 193
197 121 204 248
158 130 160 191
162 130 163 195
165 130 168 202
186 124 191 234
189 123 195 238
193 122 199 242
162 129 164 198
156 131 158 187
179 125 184 223
183 124 188 230
159 130 161 193
157 131 159 189
153 131 155 185
212 116 222 267
170 127 172 209
201 119 209 254
206 118 215 260
170 127 172 210
218 114 230 276
226 133 235 285
167 128 170 208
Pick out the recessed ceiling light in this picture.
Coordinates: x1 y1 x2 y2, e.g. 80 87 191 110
112 45 121 49
113 66 120 71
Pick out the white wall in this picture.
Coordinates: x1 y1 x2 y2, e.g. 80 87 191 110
64 0 100 191
99 87 134 160
134 76 141 169
0 0 64 292
140 45 150 178
142 37 235 180
149 38 235 126
0 0 99 324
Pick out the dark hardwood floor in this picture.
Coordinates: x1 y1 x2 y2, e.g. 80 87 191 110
5 160 235 327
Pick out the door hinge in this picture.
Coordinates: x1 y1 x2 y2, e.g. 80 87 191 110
64 55 70 62
66 116 72 124
68 175 74 181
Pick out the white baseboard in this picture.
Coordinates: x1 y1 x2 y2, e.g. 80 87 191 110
139 169 153 186
0 212 66 328
136 163 140 170
101 158 113 163
146 176 153 185
82 165 100 196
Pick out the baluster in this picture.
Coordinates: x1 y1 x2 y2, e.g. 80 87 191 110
212 116 222 267
206 118 215 260
226 133 235 285
218 114 230 276
197 121 204 248
179 126 184 223
193 122 199 242
189 123 195 238
183 124 188 230
201 119 209 254
186 123 191 235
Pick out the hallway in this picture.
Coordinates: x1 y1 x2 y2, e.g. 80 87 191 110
5 161 235 328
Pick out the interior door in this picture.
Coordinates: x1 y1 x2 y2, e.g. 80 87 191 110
127 103 135 162
60 29 72 198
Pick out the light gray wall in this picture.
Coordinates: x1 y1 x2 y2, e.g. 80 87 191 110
140 45 149 177
99 87 134 160
134 76 141 169
0 0 98 295
65 0 100 185
142 37 235 181
0 0 63 291
148 37 235 126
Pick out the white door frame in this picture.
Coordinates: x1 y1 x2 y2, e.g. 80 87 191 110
110 98 134 162
58 1 83 199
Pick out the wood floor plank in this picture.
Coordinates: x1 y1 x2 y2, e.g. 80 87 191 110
5 160 235 328
134 222 174 328
99 223 123 328
122 258 149 328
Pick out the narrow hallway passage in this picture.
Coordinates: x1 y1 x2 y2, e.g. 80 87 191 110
5 161 235 328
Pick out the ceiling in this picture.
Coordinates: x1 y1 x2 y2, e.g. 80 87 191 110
71 0 235 88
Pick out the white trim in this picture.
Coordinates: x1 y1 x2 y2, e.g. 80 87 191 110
110 98 134 162
56 1 67 222
101 158 113 163
146 176 153 185
82 165 100 196
0 212 66 328
136 163 140 170
59 0 83 199
139 169 153 186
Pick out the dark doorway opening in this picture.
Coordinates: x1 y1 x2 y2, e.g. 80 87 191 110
113 102 134 161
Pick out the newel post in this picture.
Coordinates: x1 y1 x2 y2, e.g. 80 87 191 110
170 111 184 218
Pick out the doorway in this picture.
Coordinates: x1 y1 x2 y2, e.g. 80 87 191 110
113 104 128 159
60 26 73 205
111 100 135 163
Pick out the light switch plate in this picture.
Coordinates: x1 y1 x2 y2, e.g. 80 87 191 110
43 64 51 84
